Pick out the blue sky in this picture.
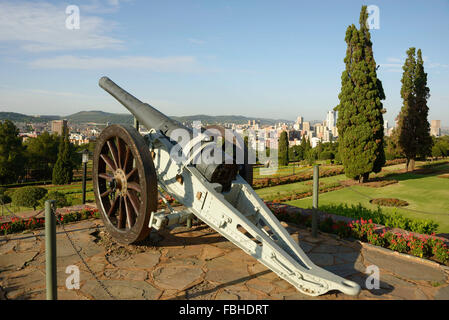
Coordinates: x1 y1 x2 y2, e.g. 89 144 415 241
0 0 448 126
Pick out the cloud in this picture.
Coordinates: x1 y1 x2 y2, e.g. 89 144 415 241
188 38 206 45
81 0 132 14
378 63 402 73
0 1 123 52
386 57 402 63
29 55 200 72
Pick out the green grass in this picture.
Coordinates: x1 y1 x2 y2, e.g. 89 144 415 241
1 181 95 217
286 167 449 233
253 162 339 180
255 174 347 201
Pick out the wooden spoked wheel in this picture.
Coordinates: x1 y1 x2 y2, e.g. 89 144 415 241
93 125 158 244
204 125 253 186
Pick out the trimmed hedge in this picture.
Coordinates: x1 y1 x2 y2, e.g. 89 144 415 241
318 203 438 235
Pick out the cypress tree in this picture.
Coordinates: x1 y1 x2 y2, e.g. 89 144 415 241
335 5 386 183
396 48 432 171
52 128 73 184
52 131 65 184
278 131 289 166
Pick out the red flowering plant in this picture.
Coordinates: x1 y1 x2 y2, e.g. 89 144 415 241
348 218 376 242
0 208 100 235
388 233 408 253
427 237 449 264
332 220 351 238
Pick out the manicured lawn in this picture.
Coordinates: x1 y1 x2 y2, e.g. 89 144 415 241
286 168 449 233
255 174 346 201
1 181 95 217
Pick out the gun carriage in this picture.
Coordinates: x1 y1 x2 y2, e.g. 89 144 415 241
93 76 361 296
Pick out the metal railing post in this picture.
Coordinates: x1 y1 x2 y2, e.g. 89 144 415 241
312 165 319 238
45 200 57 300
82 161 87 204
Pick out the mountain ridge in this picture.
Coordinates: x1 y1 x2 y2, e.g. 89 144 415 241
0 110 294 126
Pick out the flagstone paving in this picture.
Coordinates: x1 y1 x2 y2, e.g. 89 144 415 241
0 218 448 300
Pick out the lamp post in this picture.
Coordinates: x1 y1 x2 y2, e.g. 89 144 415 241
82 149 89 204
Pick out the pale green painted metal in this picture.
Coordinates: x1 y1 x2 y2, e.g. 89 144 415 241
312 165 319 238
100 77 361 297
45 200 57 300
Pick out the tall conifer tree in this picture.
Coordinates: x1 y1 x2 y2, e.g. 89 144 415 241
396 48 432 171
278 131 289 166
335 6 386 183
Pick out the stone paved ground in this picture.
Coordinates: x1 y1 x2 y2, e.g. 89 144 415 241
0 218 448 300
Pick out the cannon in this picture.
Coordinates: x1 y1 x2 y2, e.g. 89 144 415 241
92 76 361 297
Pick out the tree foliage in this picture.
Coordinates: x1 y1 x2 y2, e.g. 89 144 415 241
278 131 289 166
11 186 47 210
40 191 71 208
334 6 386 182
24 131 60 180
52 129 75 185
0 120 26 185
396 48 432 171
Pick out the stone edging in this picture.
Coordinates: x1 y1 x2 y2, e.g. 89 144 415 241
358 240 449 273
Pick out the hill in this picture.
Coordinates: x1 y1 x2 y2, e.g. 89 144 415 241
66 111 133 124
0 112 59 123
1 110 294 126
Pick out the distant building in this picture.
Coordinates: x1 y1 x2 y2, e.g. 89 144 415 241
431 120 441 137
69 133 89 146
51 120 68 136
326 110 337 131
302 121 310 133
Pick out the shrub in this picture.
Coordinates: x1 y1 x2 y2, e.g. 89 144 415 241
370 198 408 207
40 191 71 208
388 233 408 253
319 203 438 234
0 187 12 204
11 186 48 210
319 151 334 160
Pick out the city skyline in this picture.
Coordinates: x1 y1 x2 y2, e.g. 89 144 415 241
0 0 448 125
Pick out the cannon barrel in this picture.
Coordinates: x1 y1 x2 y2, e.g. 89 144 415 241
99 76 238 188
99 76 187 137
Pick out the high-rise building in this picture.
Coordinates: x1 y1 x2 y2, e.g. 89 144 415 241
431 120 441 137
302 121 310 133
51 120 68 136
326 110 337 131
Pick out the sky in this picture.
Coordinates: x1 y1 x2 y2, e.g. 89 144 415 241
0 0 448 126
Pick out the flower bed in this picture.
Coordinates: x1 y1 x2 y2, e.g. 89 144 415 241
267 203 449 265
0 208 100 235
369 198 409 207
317 203 438 235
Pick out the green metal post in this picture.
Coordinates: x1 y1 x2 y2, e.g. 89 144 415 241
186 217 192 229
312 165 319 238
45 200 57 300
82 161 87 204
